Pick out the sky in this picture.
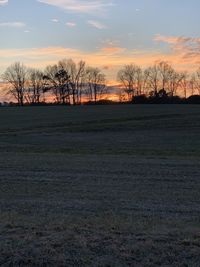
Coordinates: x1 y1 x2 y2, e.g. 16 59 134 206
0 0 200 82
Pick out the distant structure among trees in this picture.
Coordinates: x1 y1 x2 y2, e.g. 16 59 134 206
1 59 200 105
117 61 200 101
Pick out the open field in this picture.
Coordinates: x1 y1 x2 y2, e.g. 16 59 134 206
0 104 200 266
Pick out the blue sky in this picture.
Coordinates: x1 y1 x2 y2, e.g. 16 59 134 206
0 0 200 80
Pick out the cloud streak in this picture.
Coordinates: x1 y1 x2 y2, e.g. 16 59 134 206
37 0 114 14
154 34 200 64
66 22 76 27
0 22 26 27
87 20 106 29
0 43 198 77
51 18 59 23
0 0 8 6
0 37 200 80
100 46 125 54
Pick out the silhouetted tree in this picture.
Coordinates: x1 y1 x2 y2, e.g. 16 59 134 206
195 67 200 95
2 62 28 106
85 67 107 103
189 74 197 96
168 70 185 96
43 64 71 104
2 59 200 105
180 72 188 99
26 68 44 104
117 64 143 100
158 61 174 91
58 59 86 105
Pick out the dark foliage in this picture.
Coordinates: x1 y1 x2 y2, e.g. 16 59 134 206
132 89 184 104
132 95 148 104
186 95 200 104
85 99 118 105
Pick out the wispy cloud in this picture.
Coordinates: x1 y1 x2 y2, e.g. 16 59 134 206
0 44 194 69
51 18 59 23
100 47 125 54
1 36 200 80
66 22 76 27
87 20 107 29
37 0 114 14
154 34 200 64
0 21 26 27
0 0 8 6
100 39 125 54
154 34 198 45
0 44 200 85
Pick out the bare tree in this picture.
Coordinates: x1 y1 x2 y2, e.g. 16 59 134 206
144 61 186 97
117 64 142 101
85 67 107 103
168 70 185 96
43 64 71 104
135 66 144 95
2 62 28 106
188 74 197 96
2 59 198 105
157 61 174 91
26 68 44 104
180 72 189 99
144 64 160 96
58 59 86 105
43 64 60 102
195 67 200 95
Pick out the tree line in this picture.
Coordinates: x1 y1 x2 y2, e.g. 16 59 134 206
117 61 200 102
1 59 200 105
2 59 106 106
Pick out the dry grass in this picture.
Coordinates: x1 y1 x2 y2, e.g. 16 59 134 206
0 105 200 266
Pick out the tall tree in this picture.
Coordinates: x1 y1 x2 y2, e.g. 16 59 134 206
58 59 86 105
26 68 44 104
43 64 71 104
180 72 188 99
86 67 107 103
157 61 174 91
168 70 185 96
2 62 27 106
195 67 200 95
144 64 160 96
117 64 142 101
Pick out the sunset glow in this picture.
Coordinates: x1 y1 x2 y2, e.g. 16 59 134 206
0 1 200 101
0 1 199 69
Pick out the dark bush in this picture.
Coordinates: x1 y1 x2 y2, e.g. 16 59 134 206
85 99 117 105
186 95 200 104
132 95 148 104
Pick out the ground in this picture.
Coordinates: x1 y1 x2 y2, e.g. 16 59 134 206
0 104 200 266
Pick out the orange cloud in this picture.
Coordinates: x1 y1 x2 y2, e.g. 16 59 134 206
0 40 199 83
154 34 200 66
1 41 200 102
100 47 126 54
154 34 196 44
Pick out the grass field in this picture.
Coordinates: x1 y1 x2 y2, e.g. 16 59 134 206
0 104 200 266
